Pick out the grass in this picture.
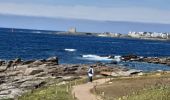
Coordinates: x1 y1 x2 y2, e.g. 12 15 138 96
95 72 170 100
18 83 74 100
120 86 170 100
18 77 90 100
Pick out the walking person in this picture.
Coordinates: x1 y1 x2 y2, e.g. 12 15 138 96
87 66 94 82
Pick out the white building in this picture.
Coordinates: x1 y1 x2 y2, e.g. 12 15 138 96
68 27 76 33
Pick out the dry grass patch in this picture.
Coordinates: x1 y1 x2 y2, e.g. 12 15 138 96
95 72 170 100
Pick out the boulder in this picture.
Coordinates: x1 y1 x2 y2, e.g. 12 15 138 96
24 68 44 75
0 66 7 72
46 57 58 64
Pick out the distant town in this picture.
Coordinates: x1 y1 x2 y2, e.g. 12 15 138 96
64 27 170 40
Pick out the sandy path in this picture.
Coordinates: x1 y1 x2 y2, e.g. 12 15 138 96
72 78 110 100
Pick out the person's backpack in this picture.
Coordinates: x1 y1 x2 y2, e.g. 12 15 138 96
89 68 93 74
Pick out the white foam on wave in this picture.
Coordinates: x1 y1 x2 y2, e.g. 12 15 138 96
82 54 113 61
114 55 122 62
64 48 77 52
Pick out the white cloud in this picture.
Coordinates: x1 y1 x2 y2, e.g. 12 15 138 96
0 2 170 24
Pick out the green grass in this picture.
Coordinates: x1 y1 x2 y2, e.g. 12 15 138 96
18 77 90 100
18 84 74 100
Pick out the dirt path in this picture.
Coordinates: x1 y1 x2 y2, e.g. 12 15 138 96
72 78 110 100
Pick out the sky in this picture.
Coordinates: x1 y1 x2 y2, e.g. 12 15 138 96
0 0 170 32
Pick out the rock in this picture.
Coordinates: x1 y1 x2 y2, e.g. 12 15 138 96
46 57 58 64
138 72 144 76
126 69 142 75
111 72 119 77
62 76 80 81
34 72 47 77
0 60 5 66
111 69 142 77
20 80 46 89
6 71 22 77
13 76 35 84
95 75 103 78
6 61 13 68
57 81 68 85
13 58 22 65
32 60 44 66
24 68 44 75
22 60 35 65
0 66 7 72
122 54 138 61
16 65 29 70
100 71 112 76
64 67 78 72
0 88 24 99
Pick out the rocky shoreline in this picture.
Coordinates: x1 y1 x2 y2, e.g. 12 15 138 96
120 54 170 66
0 55 169 99
0 57 144 99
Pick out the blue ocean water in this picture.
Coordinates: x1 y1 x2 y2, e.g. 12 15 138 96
0 28 170 71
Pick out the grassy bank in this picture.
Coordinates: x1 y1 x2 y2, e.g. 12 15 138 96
19 84 74 100
95 72 170 100
122 86 170 100
18 77 89 100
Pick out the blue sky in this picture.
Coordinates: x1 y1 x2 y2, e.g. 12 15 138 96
0 0 170 23
0 0 170 32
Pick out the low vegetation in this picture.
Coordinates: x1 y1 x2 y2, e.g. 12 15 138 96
95 72 170 100
121 86 170 100
18 77 89 100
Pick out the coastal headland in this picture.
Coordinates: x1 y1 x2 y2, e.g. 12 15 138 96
55 27 170 41
0 55 170 99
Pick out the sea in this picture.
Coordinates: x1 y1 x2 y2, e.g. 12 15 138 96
0 28 170 72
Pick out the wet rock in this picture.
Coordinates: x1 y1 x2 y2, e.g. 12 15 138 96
24 68 44 75
122 54 138 61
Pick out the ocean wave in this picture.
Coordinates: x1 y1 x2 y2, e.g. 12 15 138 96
64 48 77 52
81 54 113 61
